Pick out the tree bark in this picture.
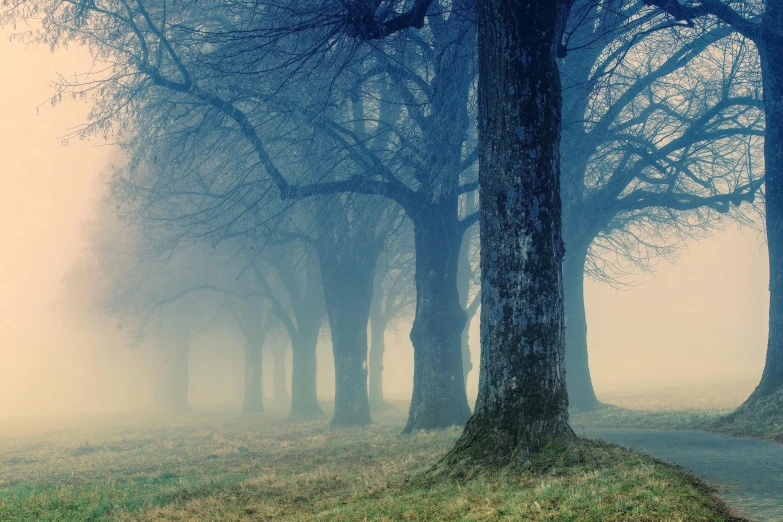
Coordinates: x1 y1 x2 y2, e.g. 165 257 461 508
155 333 191 413
319 242 377 426
405 205 472 433
563 243 600 411
448 0 574 462
750 5 783 399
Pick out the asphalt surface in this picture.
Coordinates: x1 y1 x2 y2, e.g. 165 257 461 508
582 428 783 522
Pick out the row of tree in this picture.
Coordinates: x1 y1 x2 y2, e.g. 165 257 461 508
6 0 779 462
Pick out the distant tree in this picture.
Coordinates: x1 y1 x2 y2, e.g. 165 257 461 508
235 295 276 414
369 245 417 411
559 1 764 410
0 0 481 432
265 326 291 409
644 0 783 422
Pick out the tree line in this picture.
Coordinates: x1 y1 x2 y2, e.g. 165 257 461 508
3 0 778 464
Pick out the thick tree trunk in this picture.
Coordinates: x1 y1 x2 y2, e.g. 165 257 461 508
320 244 376 426
750 13 783 399
269 336 290 408
369 271 392 411
563 244 600 411
290 323 324 419
155 335 191 413
448 0 573 462
405 206 472 433
243 339 264 414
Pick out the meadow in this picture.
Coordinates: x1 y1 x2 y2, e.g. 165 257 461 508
0 403 743 521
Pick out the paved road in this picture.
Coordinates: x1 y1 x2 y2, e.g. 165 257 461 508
582 428 783 522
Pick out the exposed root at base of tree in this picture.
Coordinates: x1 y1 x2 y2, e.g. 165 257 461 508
430 419 576 475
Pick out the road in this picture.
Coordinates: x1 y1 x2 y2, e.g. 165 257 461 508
583 428 783 522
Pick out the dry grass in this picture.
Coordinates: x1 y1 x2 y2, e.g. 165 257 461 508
0 407 740 521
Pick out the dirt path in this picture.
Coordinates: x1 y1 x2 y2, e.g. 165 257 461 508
583 428 783 521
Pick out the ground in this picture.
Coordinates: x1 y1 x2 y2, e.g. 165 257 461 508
0 405 739 521
570 379 783 443
708 387 783 443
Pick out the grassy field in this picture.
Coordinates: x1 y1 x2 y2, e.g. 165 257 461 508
569 379 783 444
0 405 743 521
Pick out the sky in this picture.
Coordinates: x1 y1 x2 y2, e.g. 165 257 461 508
0 30 771 419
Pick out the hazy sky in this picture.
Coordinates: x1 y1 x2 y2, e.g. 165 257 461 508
0 31 771 418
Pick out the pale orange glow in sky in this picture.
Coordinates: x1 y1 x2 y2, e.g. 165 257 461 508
0 29 771 419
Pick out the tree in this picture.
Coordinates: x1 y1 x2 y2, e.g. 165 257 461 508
447 0 577 462
369 245 417 411
457 190 480 387
642 0 782 415
266 327 291 409
559 2 764 410
236 295 276 414
1 0 481 432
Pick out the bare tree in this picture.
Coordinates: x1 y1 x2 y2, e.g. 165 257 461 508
559 1 764 410
639 0 782 414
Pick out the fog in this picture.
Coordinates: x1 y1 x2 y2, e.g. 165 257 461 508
0 28 770 421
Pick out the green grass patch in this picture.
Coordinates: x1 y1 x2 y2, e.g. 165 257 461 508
0 412 741 521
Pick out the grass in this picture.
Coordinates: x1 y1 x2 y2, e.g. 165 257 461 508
0 407 743 521
569 380 783 444
570 404 723 432
707 387 783 443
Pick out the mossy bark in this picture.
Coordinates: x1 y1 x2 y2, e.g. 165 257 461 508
447 0 574 463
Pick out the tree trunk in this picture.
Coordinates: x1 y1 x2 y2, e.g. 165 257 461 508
290 323 324 419
457 210 476 388
320 244 376 426
563 243 600 411
269 335 290 408
750 11 783 399
460 320 473 388
155 334 191 413
369 271 393 411
448 0 573 462
243 339 264 414
405 206 472 433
